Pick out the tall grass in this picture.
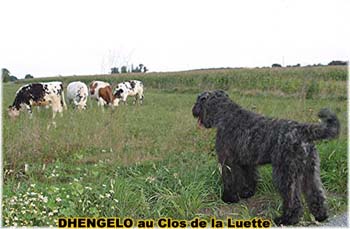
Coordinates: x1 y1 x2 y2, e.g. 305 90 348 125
19 66 347 99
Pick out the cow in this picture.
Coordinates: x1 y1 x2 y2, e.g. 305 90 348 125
113 80 144 105
89 80 118 109
8 81 67 121
66 81 88 110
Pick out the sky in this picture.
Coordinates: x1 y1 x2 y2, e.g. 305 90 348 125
0 0 349 78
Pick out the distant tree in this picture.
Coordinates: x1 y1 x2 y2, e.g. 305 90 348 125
132 66 140 73
287 63 301 67
110 67 119 74
272 63 282 68
2 68 11 82
25 74 34 79
143 66 148 73
121 65 128 73
139 64 144 71
9 75 18 81
328 60 348 66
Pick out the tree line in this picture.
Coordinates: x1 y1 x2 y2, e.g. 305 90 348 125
271 60 348 68
2 68 35 82
110 63 148 74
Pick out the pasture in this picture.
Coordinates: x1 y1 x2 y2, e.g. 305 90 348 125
2 66 348 227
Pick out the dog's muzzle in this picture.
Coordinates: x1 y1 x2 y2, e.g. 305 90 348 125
192 104 204 128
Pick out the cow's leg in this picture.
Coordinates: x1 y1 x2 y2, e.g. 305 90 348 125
122 95 128 105
98 98 106 112
26 104 33 119
113 98 120 107
49 101 63 129
61 91 68 110
54 99 64 118
139 93 144 105
59 106 63 117
73 99 80 110
47 110 57 130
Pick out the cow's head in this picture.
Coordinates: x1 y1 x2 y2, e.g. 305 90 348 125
112 97 120 107
114 88 124 98
89 81 97 95
8 106 20 119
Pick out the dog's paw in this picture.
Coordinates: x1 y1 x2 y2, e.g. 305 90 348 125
222 192 239 203
273 216 299 226
274 216 287 226
239 189 255 199
314 211 328 222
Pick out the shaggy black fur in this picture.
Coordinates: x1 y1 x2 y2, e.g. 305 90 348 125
192 90 340 226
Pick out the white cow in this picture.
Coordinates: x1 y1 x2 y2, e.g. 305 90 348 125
113 80 144 105
67 81 88 110
8 81 67 121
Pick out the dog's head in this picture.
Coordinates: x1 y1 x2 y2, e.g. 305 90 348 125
192 90 229 128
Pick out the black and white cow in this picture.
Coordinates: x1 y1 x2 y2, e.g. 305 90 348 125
67 81 88 110
113 80 144 105
8 81 67 120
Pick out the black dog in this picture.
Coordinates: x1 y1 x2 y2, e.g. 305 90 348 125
192 90 340 225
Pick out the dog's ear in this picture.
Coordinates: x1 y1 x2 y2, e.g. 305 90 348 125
214 90 229 98
197 91 210 102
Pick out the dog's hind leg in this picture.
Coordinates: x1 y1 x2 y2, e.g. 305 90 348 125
302 144 328 222
272 160 304 225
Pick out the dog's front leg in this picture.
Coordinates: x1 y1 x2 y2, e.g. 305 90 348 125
221 162 245 203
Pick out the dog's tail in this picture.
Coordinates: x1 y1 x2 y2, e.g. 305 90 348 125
305 108 340 141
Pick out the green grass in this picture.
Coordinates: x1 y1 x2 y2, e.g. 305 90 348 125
2 66 347 227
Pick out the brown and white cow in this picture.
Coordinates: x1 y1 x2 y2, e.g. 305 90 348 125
8 81 67 121
89 80 118 109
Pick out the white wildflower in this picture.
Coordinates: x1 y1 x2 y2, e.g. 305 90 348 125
85 186 92 191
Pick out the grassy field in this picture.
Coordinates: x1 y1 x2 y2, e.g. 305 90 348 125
2 66 348 227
